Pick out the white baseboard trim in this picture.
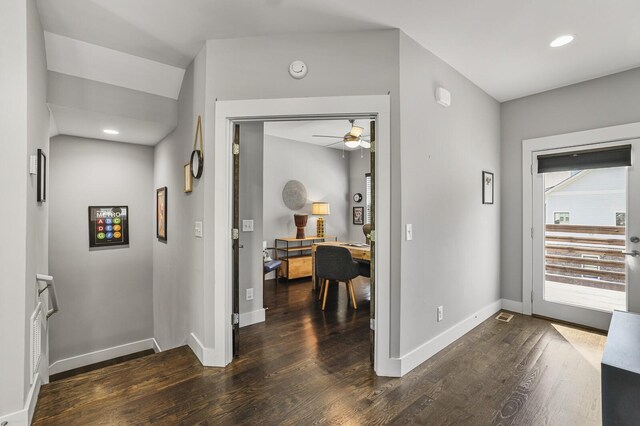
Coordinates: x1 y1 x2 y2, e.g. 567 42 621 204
398 299 502 376
152 338 162 353
49 338 157 375
188 332 225 368
0 373 41 425
501 299 524 314
240 308 266 328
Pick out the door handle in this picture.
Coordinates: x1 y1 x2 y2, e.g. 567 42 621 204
623 250 640 257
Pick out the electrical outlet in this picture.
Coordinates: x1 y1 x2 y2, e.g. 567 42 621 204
246 288 253 301
437 306 444 322
194 221 203 238
242 220 254 232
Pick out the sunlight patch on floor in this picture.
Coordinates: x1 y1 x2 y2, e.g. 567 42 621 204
550 322 606 371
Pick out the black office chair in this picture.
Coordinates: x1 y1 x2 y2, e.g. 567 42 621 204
315 245 359 310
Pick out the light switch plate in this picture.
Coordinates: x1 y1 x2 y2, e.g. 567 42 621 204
242 220 254 232
246 288 254 300
437 306 444 322
406 224 413 241
194 221 203 238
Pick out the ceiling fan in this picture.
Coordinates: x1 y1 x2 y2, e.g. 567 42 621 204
312 120 371 149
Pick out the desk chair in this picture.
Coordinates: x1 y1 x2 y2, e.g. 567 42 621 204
263 248 281 288
315 246 359 310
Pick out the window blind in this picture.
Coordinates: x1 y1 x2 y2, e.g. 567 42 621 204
537 145 631 174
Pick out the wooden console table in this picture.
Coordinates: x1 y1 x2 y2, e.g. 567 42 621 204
275 236 337 280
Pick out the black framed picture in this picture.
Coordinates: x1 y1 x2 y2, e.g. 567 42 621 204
157 187 167 241
353 206 365 225
482 171 494 205
88 206 129 248
37 149 46 203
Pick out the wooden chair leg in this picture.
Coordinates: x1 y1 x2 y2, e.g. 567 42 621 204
348 280 358 310
322 280 330 310
318 279 326 301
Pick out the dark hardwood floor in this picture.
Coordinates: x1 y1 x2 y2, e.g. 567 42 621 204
33 278 606 425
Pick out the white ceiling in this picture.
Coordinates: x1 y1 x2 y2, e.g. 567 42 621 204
265 119 372 151
37 0 640 101
49 104 177 146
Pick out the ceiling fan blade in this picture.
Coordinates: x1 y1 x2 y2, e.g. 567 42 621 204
312 135 343 139
325 140 345 147
359 140 371 149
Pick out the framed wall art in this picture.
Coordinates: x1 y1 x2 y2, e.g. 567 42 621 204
157 187 167 241
353 206 364 225
184 163 193 193
482 171 494 205
88 206 129 248
37 149 46 203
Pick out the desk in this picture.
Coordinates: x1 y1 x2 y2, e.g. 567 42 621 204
311 242 371 290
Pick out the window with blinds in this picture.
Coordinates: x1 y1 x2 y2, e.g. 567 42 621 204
365 173 371 224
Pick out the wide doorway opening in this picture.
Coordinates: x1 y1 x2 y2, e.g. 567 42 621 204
232 116 377 370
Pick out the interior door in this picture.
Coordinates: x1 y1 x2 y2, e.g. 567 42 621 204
369 120 376 364
232 123 240 356
531 140 640 330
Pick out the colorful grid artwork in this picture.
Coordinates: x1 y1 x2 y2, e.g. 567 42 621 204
88 206 129 248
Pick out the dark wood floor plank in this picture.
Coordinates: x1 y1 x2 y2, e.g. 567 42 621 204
33 279 606 425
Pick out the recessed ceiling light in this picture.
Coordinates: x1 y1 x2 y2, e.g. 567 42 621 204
103 129 119 135
550 34 575 48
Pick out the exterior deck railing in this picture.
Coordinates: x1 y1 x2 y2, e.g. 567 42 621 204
545 224 626 291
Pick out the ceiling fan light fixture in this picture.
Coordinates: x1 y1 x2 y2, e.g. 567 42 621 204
350 125 364 137
345 140 360 149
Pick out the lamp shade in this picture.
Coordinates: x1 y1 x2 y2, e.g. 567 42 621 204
311 202 330 215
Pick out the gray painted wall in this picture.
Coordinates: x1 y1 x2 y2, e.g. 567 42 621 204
0 0 29 416
348 150 371 243
48 136 154 362
25 0 50 395
201 31 399 350
397 32 501 356
0 0 50 416
239 122 265 316
500 67 640 302
153 46 206 350
263 135 350 247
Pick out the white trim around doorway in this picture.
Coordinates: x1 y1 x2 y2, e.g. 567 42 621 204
522 121 640 316
204 95 396 376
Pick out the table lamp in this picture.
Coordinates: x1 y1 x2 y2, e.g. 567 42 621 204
312 202 331 237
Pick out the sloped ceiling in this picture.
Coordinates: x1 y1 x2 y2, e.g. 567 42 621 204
38 0 640 102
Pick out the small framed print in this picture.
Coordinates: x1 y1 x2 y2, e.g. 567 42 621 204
88 206 129 248
184 163 193 193
37 149 46 203
353 206 364 225
157 187 167 241
482 171 494 205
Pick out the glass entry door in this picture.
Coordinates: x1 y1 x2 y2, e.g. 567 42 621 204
532 141 640 330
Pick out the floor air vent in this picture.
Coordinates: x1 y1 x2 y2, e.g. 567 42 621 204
30 302 43 384
495 312 514 323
